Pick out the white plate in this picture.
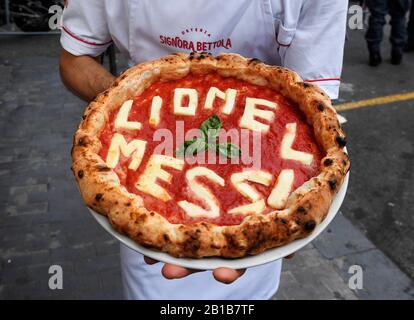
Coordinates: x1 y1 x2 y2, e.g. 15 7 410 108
89 172 349 270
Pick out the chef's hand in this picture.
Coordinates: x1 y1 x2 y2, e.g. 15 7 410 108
144 252 295 284
144 256 246 284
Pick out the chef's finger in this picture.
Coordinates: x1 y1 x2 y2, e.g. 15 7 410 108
161 264 202 279
212 268 246 284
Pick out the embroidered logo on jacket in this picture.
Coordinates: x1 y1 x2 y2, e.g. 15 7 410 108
159 27 232 52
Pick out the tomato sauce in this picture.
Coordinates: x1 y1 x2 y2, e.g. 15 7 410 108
99 74 322 226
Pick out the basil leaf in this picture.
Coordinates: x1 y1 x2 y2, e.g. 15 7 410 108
200 115 222 141
186 138 208 156
217 142 242 159
175 139 196 157
175 138 207 157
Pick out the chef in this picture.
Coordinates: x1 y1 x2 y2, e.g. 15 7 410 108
60 0 348 300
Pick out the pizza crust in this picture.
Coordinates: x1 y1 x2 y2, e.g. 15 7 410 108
71 53 350 258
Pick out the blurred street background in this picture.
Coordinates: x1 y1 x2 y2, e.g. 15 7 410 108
0 2 413 299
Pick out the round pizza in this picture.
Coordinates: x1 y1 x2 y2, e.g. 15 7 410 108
72 52 350 258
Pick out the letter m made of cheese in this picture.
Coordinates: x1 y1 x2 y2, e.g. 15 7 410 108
106 133 147 170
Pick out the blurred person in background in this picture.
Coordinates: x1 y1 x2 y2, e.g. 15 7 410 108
406 0 414 52
365 0 410 66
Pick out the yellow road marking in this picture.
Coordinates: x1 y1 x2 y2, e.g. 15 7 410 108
334 91 414 112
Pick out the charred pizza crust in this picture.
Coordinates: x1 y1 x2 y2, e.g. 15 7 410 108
71 53 350 258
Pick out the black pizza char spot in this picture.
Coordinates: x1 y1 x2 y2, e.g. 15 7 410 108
96 165 111 172
95 193 103 201
189 56 194 60
302 82 311 88
82 115 86 120
78 137 87 147
200 51 209 55
336 135 347 147
324 158 333 166
77 170 84 179
199 54 206 59
163 234 170 241
297 206 307 214
189 51 195 56
125 202 131 207
328 179 337 190
248 58 261 64
281 218 288 224
304 220 316 231
150 212 155 217
317 103 325 111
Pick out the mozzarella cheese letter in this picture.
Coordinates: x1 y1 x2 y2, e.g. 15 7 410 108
149 96 162 128
239 98 277 132
174 88 198 116
280 123 313 165
267 169 295 209
114 100 142 131
135 155 184 202
204 87 237 114
178 167 224 218
228 199 266 215
106 133 147 170
229 170 272 215
230 170 272 202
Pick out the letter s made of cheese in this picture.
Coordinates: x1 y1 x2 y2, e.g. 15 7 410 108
178 167 224 218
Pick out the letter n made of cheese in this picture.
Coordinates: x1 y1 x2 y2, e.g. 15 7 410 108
135 155 184 202
204 87 237 114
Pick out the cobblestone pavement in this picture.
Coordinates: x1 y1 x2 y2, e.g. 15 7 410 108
0 33 413 300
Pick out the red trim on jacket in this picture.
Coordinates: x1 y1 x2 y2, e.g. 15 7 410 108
62 25 112 47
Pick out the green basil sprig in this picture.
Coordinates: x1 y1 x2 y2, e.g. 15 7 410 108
175 115 241 159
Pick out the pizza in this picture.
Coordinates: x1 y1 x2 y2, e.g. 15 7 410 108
72 52 350 258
